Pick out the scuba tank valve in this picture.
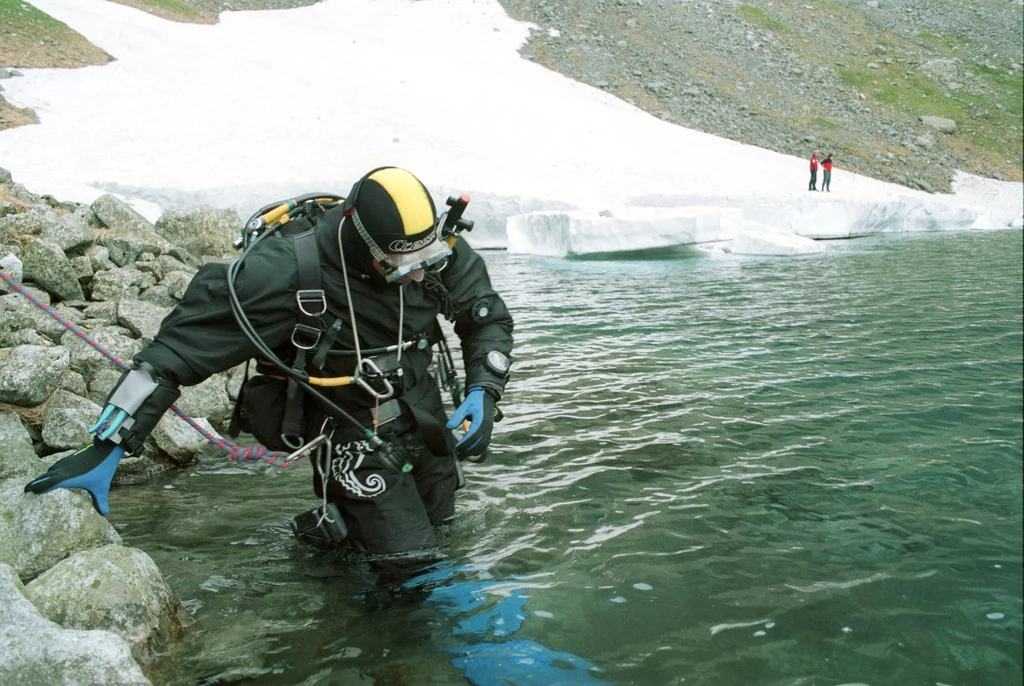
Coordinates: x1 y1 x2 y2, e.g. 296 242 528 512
441 195 475 247
234 194 345 251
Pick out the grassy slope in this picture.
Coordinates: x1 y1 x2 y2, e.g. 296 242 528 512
797 0 1021 181
102 0 210 23
739 0 1022 181
0 0 111 67
0 0 201 131
733 0 1020 182
0 0 105 130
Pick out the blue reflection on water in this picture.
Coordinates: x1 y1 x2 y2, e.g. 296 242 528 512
404 563 612 685
453 641 610 686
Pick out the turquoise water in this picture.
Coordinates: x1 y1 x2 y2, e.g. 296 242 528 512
113 229 1023 686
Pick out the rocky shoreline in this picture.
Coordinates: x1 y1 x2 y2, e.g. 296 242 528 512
0 166 248 684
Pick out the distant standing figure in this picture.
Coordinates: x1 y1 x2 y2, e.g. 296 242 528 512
822 154 834 191
808 151 819 191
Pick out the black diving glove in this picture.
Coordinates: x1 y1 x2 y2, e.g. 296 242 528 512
445 387 496 462
373 440 413 474
23 439 125 516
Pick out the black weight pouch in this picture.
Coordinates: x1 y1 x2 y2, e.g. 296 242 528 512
231 374 295 451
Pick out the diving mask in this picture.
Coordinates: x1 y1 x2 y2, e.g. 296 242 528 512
351 207 452 283
380 236 452 282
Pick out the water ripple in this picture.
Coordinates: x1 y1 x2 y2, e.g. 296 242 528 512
115 231 1022 686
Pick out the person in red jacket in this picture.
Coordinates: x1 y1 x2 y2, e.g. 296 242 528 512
808 151 819 191
822 153 834 191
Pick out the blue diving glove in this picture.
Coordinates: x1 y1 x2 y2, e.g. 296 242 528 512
23 440 125 516
445 387 496 462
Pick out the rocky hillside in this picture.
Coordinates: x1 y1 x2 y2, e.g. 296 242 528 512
2 0 1021 193
499 0 1023 193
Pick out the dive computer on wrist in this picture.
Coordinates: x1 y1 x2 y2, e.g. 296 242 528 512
484 350 510 377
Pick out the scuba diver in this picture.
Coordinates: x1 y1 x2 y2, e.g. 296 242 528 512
24 166 514 586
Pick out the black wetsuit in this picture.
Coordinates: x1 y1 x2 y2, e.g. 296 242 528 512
133 205 513 563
